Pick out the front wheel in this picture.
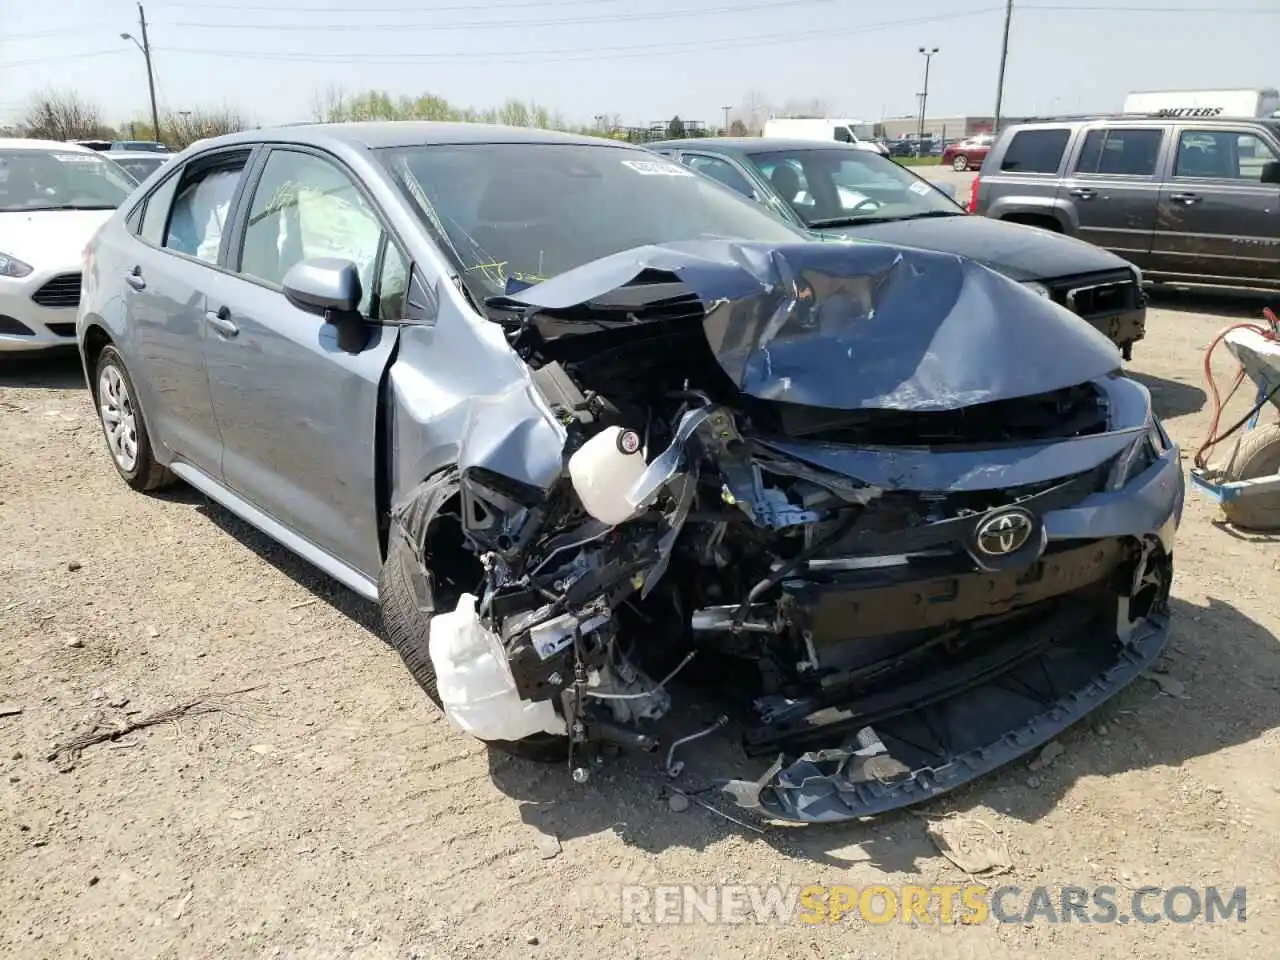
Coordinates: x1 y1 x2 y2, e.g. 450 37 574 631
94 346 175 492
952 155 969 171
378 474 568 763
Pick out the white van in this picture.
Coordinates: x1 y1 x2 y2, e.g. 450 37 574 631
1122 88 1280 120
761 118 889 155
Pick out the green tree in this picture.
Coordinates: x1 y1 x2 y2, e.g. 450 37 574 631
666 115 686 139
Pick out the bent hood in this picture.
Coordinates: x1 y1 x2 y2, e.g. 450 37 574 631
817 213 1132 282
0 209 114 268
492 239 1122 412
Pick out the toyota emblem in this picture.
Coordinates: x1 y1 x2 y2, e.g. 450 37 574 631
975 509 1035 557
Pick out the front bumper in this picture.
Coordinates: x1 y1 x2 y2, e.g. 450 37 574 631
0 274 81 352
720 443 1182 823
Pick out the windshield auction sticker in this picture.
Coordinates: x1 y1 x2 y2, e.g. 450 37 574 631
621 159 694 177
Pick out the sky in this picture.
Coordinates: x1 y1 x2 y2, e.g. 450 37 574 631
1 0 1277 130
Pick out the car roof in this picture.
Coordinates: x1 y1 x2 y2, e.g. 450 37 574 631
108 150 171 160
1003 114 1279 130
192 121 637 152
649 137 868 155
0 137 98 153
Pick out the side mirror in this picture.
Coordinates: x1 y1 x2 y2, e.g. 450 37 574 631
282 257 369 353
935 182 957 200
1261 160 1280 185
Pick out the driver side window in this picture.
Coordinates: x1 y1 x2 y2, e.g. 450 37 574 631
238 149 383 314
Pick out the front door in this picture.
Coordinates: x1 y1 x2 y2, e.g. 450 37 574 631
200 146 410 582
1152 127 1280 284
1058 125 1165 267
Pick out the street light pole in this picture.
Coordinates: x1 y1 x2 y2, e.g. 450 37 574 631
721 105 732 132
121 2 160 144
917 46 938 140
992 0 1014 133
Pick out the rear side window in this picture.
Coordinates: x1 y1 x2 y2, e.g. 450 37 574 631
1075 128 1164 176
139 172 181 246
999 129 1071 173
164 154 250 263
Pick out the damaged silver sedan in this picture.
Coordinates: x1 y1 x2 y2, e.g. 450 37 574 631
78 123 1184 823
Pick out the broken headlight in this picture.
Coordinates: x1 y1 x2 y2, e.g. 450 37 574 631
1107 419 1168 491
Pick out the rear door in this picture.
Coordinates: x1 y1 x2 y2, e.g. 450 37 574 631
1152 126 1280 284
1057 124 1165 265
199 144 407 583
123 147 255 475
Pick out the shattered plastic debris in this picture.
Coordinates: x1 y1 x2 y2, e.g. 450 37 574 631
923 813 1013 876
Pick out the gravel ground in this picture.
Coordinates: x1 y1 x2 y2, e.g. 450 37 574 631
3 294 1280 960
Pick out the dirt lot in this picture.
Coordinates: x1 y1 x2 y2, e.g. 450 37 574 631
3 296 1280 960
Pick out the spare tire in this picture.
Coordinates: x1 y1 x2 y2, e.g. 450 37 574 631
1218 422 1280 530
379 470 568 762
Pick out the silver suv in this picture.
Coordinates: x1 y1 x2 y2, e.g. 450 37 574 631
971 115 1280 291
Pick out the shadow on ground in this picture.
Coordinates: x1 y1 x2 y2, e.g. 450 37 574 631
1129 371 1206 420
0 350 84 391
1149 287 1280 321
486 594 1280 871
142 483 1278 871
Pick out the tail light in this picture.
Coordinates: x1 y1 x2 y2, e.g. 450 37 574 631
966 175 980 213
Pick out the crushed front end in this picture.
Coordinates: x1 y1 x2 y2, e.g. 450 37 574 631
417 240 1183 823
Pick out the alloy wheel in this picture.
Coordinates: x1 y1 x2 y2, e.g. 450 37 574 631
99 364 139 473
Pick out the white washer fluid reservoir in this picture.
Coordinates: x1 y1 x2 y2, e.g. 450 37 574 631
567 425 647 525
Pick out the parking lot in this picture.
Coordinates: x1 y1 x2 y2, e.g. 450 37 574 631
3 293 1280 959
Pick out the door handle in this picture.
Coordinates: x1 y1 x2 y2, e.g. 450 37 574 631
124 267 145 291
206 306 239 338
1068 188 1096 199
1169 192 1202 204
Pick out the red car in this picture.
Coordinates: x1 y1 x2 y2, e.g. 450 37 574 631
941 134 993 171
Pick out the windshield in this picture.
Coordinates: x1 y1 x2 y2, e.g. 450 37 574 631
746 147 962 228
378 142 803 298
112 156 167 183
0 149 136 212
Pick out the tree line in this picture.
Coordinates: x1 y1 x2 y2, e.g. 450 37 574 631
8 86 820 148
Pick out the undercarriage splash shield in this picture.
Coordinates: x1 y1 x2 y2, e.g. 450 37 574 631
491 239 1123 412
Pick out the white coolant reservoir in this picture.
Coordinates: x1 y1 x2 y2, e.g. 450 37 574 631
428 593 565 742
567 425 648 525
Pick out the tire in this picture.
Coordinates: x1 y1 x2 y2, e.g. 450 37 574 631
1219 422 1280 530
93 346 175 492
379 473 568 763
952 155 969 171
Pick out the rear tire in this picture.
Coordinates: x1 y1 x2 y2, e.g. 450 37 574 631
1219 422 1280 530
379 474 568 763
93 346 175 492
952 155 969 171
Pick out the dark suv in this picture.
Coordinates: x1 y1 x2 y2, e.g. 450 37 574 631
971 115 1280 291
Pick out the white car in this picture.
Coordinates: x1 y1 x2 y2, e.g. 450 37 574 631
0 138 137 352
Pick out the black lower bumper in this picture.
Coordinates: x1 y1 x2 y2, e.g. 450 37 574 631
722 604 1168 822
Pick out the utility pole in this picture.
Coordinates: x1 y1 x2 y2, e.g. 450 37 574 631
917 47 939 140
721 105 732 132
992 0 1014 133
122 3 160 144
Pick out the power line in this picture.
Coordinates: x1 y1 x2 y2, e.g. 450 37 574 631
162 0 634 10
0 49 131 69
153 9 1001 64
154 0 841 31
1021 3 1276 10
3 25 117 40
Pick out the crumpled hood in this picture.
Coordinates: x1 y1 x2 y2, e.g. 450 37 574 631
493 239 1123 412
